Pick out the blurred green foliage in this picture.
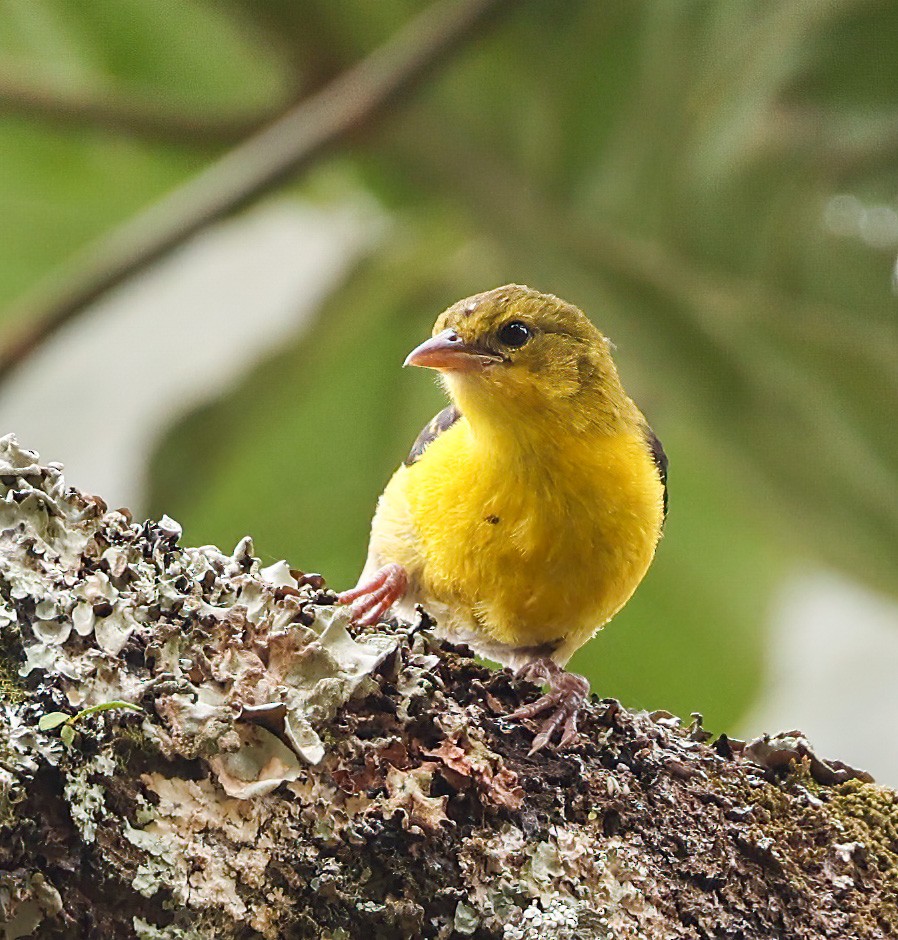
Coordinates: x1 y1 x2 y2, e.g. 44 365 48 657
1 0 896 730
0 0 289 317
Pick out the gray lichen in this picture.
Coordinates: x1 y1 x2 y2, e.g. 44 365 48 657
0 434 896 939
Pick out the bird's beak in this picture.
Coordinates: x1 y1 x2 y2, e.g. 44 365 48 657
403 329 503 372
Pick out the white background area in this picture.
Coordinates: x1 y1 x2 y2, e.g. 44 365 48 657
0 201 373 509
741 572 898 785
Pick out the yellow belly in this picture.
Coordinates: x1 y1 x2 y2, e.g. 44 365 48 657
372 419 664 658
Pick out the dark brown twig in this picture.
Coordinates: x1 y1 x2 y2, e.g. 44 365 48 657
0 0 512 387
0 71 291 146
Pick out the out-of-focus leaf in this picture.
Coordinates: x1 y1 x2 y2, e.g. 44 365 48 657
0 120 197 319
0 0 291 110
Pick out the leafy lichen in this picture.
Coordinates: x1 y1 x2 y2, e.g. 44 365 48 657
1 434 897 940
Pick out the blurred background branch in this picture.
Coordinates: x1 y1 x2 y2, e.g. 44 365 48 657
0 0 512 386
0 69 289 145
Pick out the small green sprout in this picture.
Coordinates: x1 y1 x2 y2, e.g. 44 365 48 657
38 701 143 747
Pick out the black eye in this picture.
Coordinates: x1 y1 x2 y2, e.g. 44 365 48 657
497 320 531 348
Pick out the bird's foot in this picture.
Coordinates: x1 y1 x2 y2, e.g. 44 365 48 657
337 563 408 627
509 659 590 754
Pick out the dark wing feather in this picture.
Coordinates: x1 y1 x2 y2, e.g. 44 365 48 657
644 425 669 520
404 405 461 466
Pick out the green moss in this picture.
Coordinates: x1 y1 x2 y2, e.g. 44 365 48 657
713 762 898 935
0 647 27 705
830 780 898 927
112 724 161 772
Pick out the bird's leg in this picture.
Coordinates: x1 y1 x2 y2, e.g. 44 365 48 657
509 658 590 753
337 563 408 627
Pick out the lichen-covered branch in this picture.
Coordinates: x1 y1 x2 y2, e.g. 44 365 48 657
0 434 896 940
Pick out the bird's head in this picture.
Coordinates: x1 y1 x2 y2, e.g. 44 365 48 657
405 285 634 435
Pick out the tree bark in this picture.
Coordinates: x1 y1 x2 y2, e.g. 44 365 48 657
0 434 895 940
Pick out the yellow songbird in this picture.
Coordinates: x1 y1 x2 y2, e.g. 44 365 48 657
339 285 667 751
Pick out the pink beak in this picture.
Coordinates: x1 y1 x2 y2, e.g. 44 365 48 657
404 329 503 372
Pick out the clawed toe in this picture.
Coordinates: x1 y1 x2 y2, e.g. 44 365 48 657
510 692 583 754
508 659 589 754
337 563 408 627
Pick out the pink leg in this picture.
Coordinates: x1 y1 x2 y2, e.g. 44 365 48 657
337 563 408 627
509 658 590 754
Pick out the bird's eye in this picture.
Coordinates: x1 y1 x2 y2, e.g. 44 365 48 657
497 320 531 348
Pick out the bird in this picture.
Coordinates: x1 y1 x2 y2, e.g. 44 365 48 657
338 285 667 752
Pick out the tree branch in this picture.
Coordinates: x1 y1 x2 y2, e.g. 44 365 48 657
0 70 291 146
1 434 895 938
0 0 513 387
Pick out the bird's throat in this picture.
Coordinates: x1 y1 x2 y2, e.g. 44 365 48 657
444 371 640 458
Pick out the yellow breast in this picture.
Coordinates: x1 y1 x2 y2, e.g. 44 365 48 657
378 418 664 657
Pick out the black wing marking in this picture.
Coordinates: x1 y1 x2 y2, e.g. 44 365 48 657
644 424 668 520
404 405 462 466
